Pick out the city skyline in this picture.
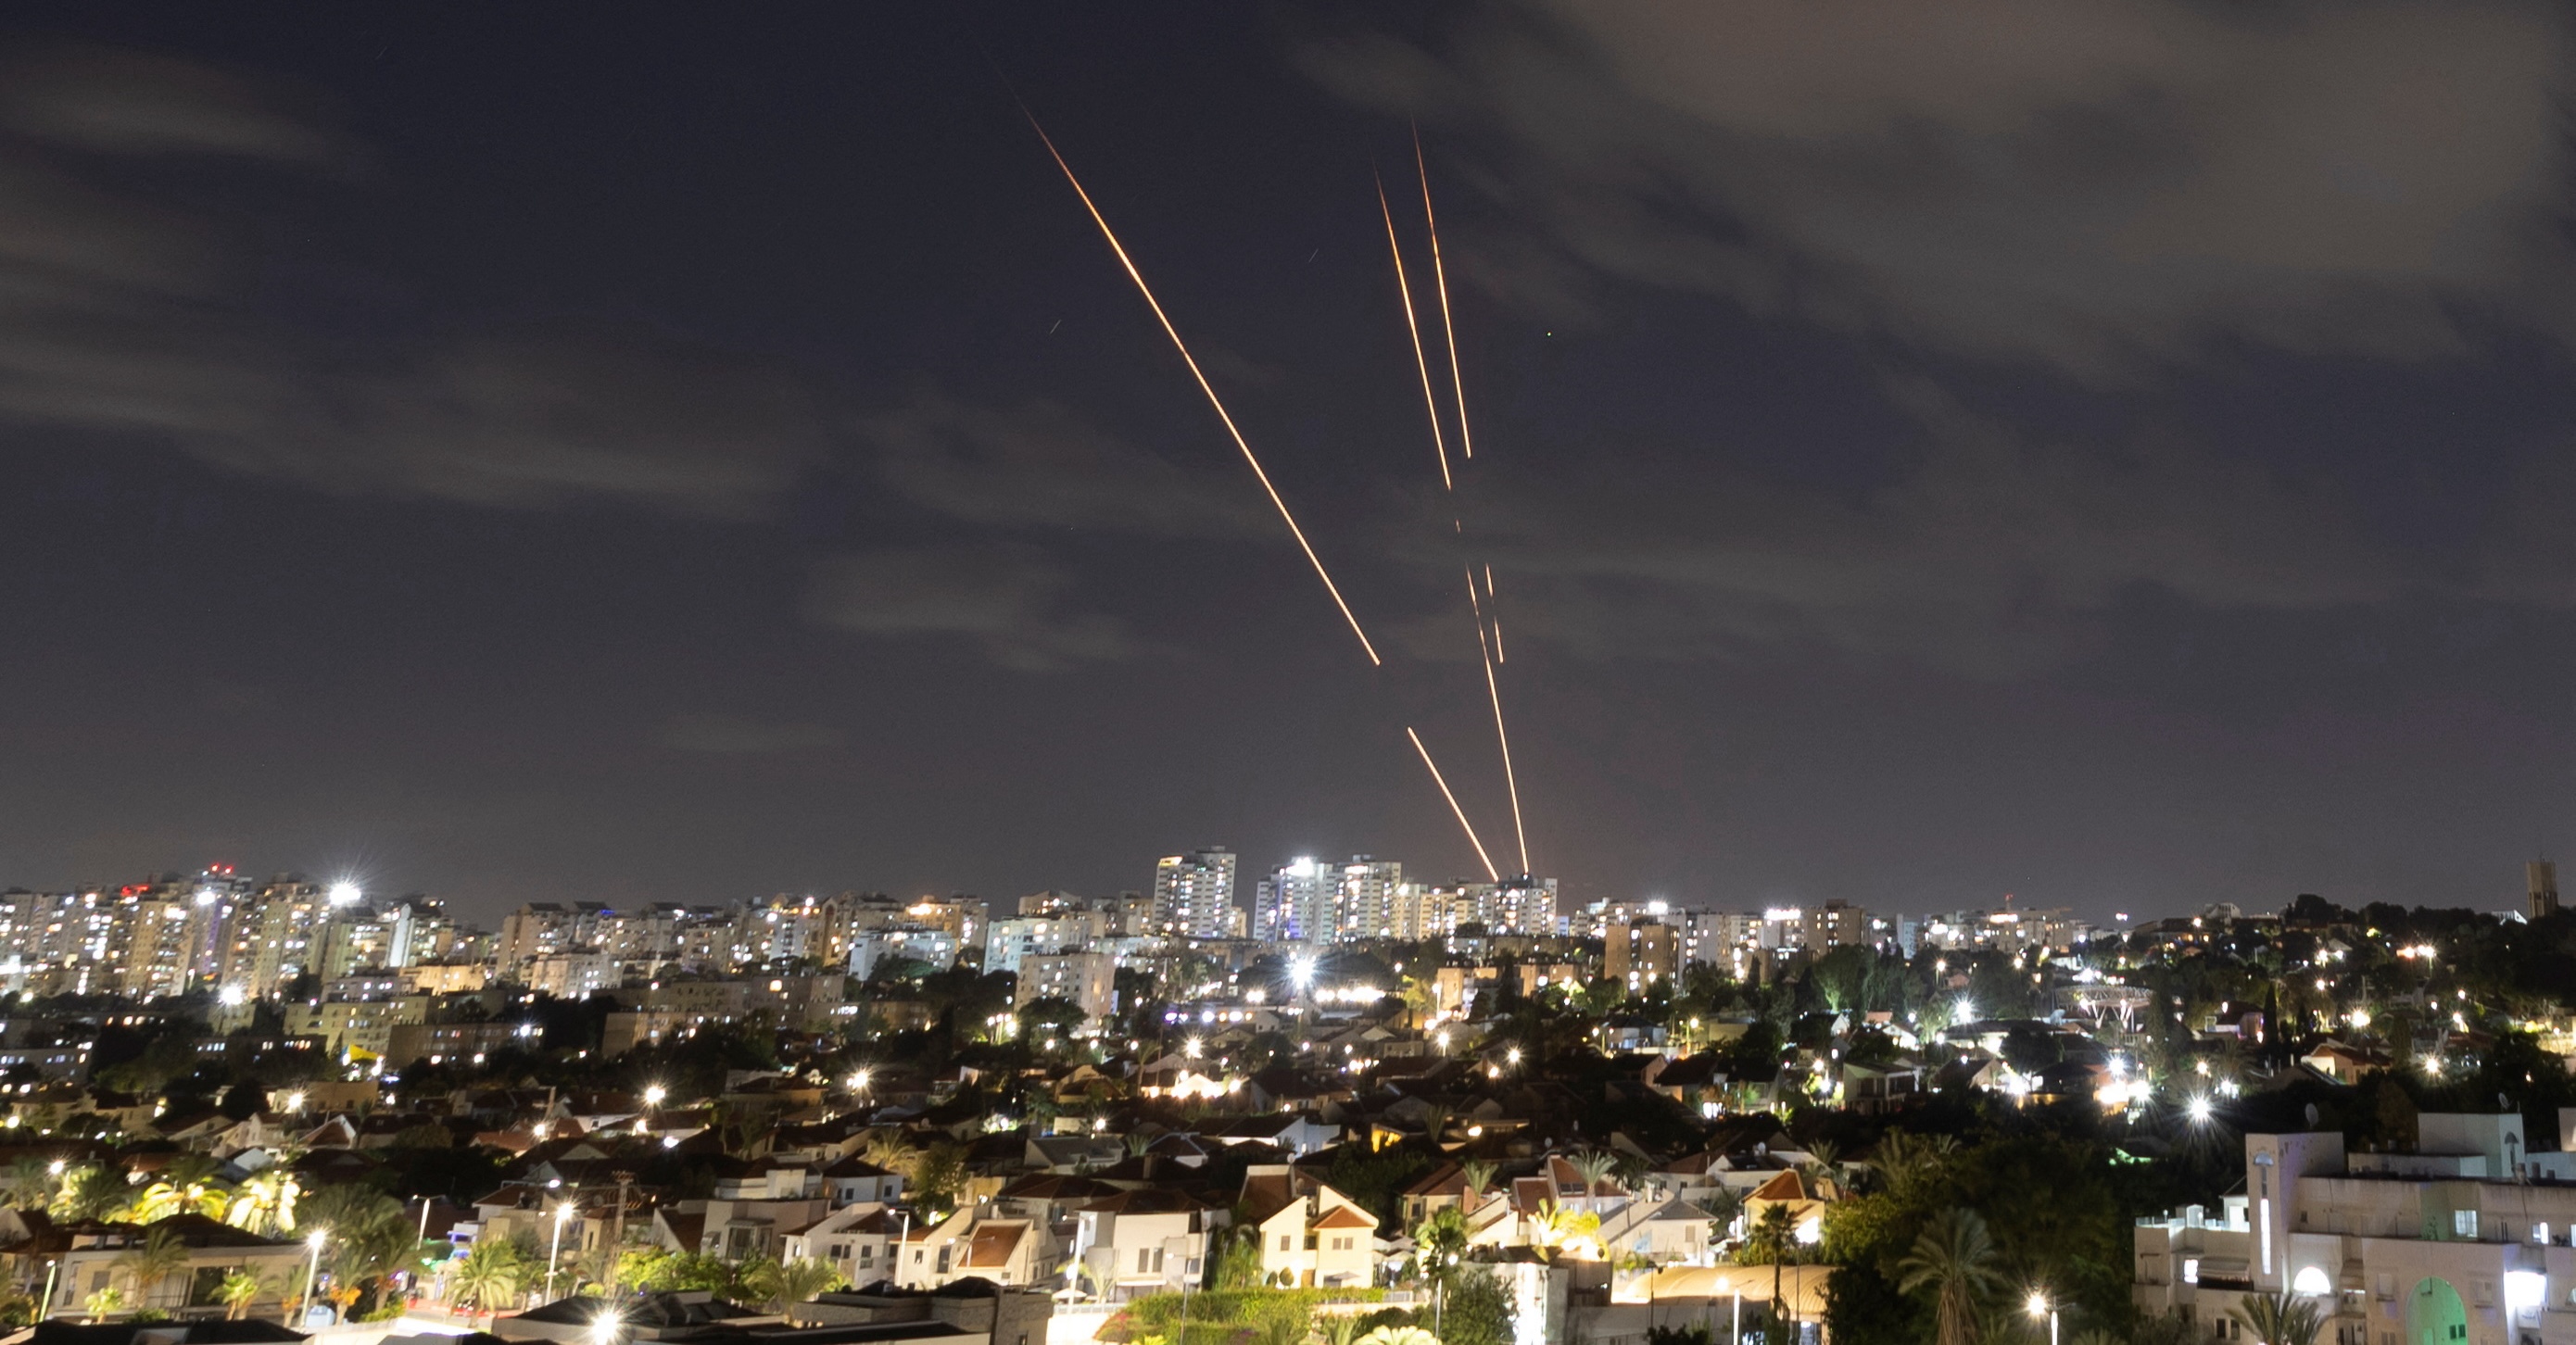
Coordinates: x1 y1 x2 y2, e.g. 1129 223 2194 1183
0 6 2568 925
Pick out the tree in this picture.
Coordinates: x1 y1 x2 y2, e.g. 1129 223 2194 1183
769 1260 848 1320
113 1227 192 1310
1442 1270 1515 1345
224 1171 300 1237
1414 1205 1469 1278
1458 1159 1496 1200
448 1239 531 1322
1567 1150 1620 1199
303 1184 417 1315
1528 1201 1600 1262
910 1143 968 1217
216 1269 269 1321
0 1158 55 1211
2227 1292 2325 1345
83 1285 128 1323
56 1164 136 1223
1894 1208 2006 1345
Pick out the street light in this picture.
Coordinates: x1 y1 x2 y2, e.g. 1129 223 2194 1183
590 1306 623 1345
297 1229 328 1325
641 1085 666 1108
2027 1292 2057 1345
547 1203 576 1302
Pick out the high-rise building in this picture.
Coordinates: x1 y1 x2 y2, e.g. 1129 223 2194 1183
1330 858 1405 940
1152 848 1239 940
1254 859 1332 944
2530 861 2559 920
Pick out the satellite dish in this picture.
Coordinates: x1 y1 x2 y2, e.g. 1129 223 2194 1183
2304 1103 2319 1128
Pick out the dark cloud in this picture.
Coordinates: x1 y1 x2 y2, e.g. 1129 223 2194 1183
0 43 827 518
658 713 845 755
1407 377 2402 677
1304 0 2576 376
802 544 1137 672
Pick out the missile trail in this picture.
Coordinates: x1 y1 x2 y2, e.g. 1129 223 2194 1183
1408 727 1500 881
1468 568 1531 874
1028 113 1382 666
1417 128 1474 460
1378 175 1450 491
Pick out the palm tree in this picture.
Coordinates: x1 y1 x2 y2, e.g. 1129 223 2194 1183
859 1134 920 1179
55 1165 136 1223
1800 1140 1849 1197
1527 1201 1600 1262
113 1226 192 1311
0 1157 55 1210
303 1185 418 1314
1414 1206 1469 1277
1894 1208 2007 1345
133 1178 231 1222
215 1268 269 1321
448 1240 530 1323
2228 1292 2326 1345
1739 1202 1799 1330
225 1171 300 1237
770 1259 847 1322
1567 1150 1620 1200
1458 1159 1496 1202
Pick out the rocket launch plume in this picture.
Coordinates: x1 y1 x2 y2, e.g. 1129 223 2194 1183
1416 128 1474 461
1379 174 1451 491
1408 726 1501 881
1028 113 1383 666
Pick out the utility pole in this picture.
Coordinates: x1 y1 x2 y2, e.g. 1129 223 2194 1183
611 1171 637 1295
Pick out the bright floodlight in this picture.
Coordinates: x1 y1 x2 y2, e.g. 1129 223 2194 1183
642 1084 667 1107
1290 957 1316 989
2187 1095 2214 1124
327 882 361 905
284 1091 306 1113
218 985 247 1007
2027 1293 2049 1318
850 1069 870 1091
308 1229 328 1249
591 1311 622 1345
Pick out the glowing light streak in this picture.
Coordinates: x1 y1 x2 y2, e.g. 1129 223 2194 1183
1407 727 1499 881
1378 174 1449 490
1416 128 1473 460
1029 114 1380 664
1466 569 1530 874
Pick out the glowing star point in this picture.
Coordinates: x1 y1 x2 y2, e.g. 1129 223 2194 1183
1406 726 1500 882
1026 112 1380 665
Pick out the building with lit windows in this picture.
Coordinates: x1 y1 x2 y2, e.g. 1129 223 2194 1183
1152 848 1239 940
2133 1115 2576 1345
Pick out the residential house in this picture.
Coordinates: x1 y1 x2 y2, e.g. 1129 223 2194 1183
1239 1164 1377 1289
1071 1188 1220 1301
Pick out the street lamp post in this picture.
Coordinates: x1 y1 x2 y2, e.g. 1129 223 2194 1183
547 1203 576 1302
297 1230 327 1325
2027 1292 2057 1345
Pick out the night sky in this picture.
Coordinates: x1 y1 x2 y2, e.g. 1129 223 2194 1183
2 3 2570 924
